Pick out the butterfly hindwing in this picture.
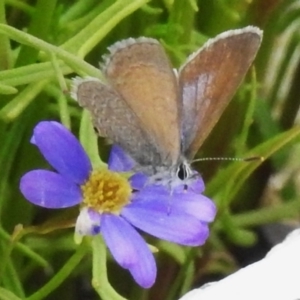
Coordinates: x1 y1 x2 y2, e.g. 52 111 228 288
73 78 163 167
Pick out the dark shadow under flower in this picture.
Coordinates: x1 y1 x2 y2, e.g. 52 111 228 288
20 121 216 288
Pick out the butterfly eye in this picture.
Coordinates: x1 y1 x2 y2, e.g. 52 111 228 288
176 162 192 181
176 165 185 180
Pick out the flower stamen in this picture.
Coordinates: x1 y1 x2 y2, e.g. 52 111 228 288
81 169 131 214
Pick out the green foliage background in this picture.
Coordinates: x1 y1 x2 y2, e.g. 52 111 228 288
0 0 300 299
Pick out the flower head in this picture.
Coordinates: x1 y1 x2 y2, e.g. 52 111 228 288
20 121 216 288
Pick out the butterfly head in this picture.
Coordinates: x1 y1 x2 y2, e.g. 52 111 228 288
143 157 198 191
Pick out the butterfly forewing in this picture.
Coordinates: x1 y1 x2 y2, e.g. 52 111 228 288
74 79 163 167
104 38 181 167
179 27 262 159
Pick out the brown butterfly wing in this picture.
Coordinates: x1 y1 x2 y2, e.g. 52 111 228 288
73 78 163 167
179 27 262 159
104 38 181 167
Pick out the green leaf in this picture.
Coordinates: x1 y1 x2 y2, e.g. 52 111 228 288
207 126 300 205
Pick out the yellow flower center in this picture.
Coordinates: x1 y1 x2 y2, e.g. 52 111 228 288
81 169 131 214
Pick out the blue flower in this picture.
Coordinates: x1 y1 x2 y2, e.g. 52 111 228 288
20 121 216 288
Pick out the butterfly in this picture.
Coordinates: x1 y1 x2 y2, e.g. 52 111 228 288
72 26 262 186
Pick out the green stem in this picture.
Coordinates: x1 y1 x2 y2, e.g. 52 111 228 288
59 0 97 26
0 24 101 78
236 67 257 156
61 0 150 56
45 84 71 129
4 0 34 14
3 259 25 298
0 79 49 122
80 110 106 169
0 83 17 94
232 200 300 227
15 0 57 66
92 236 127 300
0 227 50 274
167 0 196 45
26 241 89 300
57 93 71 128
166 249 195 300
0 61 71 87
50 53 68 92
0 0 149 89
0 0 12 70
0 287 22 300
206 126 300 204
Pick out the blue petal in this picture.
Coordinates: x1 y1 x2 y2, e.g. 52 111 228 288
174 192 216 223
133 183 215 222
129 172 148 190
130 184 171 204
20 170 82 208
31 121 91 184
108 145 135 172
101 214 156 288
122 199 209 246
189 172 205 193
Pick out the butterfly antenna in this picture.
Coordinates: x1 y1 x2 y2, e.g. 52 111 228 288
192 156 264 164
